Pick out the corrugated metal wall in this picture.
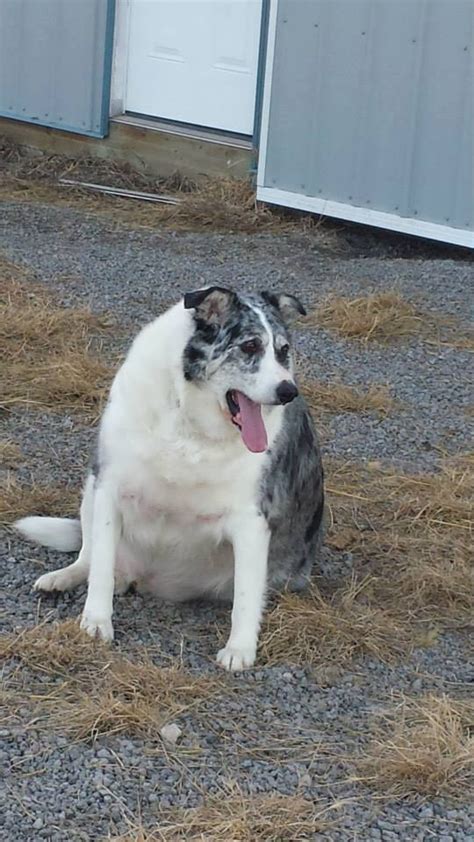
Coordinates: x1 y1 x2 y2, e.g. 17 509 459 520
0 0 115 137
258 0 473 245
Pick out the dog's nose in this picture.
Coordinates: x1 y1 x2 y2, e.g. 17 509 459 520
276 380 298 405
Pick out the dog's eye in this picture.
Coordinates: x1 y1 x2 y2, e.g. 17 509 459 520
240 339 262 355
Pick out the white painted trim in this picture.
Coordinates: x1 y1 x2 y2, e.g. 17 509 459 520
110 0 131 117
256 0 278 184
257 187 474 248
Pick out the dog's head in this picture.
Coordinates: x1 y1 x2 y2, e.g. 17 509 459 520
182 286 305 453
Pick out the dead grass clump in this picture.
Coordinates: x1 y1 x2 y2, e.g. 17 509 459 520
263 454 473 667
0 620 219 740
3 353 112 415
0 440 22 468
0 619 106 673
326 454 474 623
306 292 425 342
0 137 329 234
262 578 410 667
0 259 115 414
0 167 289 234
306 291 474 348
358 694 474 797
0 474 79 523
300 378 393 417
112 791 333 841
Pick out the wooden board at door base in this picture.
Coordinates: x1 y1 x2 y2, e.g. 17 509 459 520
125 0 263 135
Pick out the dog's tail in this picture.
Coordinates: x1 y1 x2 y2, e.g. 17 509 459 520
14 517 82 552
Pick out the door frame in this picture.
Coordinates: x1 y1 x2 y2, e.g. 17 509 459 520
109 0 269 144
110 0 132 118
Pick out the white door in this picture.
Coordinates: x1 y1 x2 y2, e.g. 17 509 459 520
125 0 262 135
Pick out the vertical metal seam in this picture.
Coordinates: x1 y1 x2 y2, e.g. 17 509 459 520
404 0 428 218
252 0 271 154
99 0 117 137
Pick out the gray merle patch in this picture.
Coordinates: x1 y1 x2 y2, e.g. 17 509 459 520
182 287 294 382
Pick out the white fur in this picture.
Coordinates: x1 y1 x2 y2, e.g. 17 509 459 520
16 517 81 552
17 301 290 670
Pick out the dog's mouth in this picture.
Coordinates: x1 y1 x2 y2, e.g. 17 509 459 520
226 390 268 453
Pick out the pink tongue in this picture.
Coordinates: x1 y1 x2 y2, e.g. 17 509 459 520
235 391 268 453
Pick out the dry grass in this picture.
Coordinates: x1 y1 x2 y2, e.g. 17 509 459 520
0 167 297 236
305 291 474 348
325 455 474 622
0 137 336 236
0 620 219 740
0 257 115 415
111 790 338 841
300 378 394 417
0 440 22 469
262 454 473 666
0 474 79 523
262 577 411 667
358 694 474 797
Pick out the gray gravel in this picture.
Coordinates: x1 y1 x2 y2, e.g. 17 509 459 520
1 199 473 841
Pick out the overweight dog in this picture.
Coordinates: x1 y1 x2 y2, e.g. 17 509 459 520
16 286 324 670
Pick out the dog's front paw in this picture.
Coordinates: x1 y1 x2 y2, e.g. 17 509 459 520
34 569 73 592
80 610 114 643
216 644 256 672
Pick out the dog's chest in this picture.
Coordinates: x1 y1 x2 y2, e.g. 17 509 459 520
116 436 262 542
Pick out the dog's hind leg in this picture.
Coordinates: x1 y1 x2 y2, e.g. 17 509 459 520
34 474 94 593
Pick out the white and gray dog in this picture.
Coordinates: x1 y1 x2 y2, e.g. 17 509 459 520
15 286 324 670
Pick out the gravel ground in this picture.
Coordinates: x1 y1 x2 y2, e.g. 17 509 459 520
1 199 473 841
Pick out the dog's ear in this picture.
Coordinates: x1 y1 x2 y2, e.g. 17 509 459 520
261 291 307 320
184 286 236 325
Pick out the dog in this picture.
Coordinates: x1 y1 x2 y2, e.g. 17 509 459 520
15 286 324 671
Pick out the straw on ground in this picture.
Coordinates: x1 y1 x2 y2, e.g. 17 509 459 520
305 291 474 349
356 694 474 798
0 620 220 741
110 788 339 841
0 256 116 416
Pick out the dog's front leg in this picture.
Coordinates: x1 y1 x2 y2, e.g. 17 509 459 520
217 513 270 672
80 481 120 642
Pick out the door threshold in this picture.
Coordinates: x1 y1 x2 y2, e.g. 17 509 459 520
111 113 253 150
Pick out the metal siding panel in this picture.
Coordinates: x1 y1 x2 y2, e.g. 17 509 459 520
407 1 473 228
262 0 473 238
0 0 114 137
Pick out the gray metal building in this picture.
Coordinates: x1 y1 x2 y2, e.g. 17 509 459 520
0 0 472 247
257 0 474 248
0 0 115 137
